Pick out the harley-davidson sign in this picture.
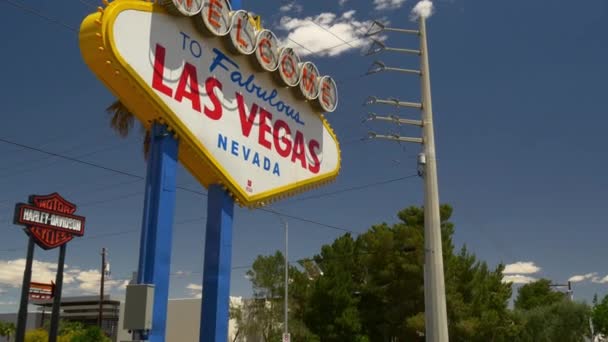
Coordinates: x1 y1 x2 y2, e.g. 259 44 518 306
14 193 85 250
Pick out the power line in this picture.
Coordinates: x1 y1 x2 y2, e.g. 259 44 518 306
0 137 359 236
79 191 144 208
308 19 354 48
0 0 358 233
2 0 365 62
0 2 416 244
0 135 419 236
291 174 419 203
0 215 211 253
288 35 368 58
1 0 77 32
287 38 316 55
0 137 144 180
4 161 403 252
0 140 127 180
1 0 323 60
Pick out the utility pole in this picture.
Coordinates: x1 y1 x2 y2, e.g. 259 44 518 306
363 15 449 341
419 17 449 341
98 247 106 328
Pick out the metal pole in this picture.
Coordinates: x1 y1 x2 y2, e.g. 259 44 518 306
99 247 106 328
15 236 35 342
284 220 289 338
419 16 449 341
200 1 241 340
384 27 420 35
136 123 179 341
49 244 66 342
200 185 234 342
385 47 421 55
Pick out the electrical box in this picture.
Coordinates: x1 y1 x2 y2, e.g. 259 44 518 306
123 284 155 331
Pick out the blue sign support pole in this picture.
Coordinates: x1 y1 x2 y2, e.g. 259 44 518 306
136 123 178 342
199 2 239 341
199 2 239 340
200 185 234 342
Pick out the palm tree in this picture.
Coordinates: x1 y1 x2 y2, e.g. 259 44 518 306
0 321 16 342
106 99 150 158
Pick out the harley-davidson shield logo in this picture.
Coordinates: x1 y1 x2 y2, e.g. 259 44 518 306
14 193 85 250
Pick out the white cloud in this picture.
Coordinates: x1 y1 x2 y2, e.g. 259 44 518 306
503 274 537 284
68 269 128 294
278 11 375 57
411 0 434 19
279 1 303 14
569 272 597 283
186 283 203 298
0 259 70 287
503 261 541 275
339 0 348 5
592 275 608 284
374 0 407 10
342 10 356 20
186 284 202 291
0 259 127 296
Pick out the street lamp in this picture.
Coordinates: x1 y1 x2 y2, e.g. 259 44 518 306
271 212 289 341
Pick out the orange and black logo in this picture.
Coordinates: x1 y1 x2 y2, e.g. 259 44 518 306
14 193 85 250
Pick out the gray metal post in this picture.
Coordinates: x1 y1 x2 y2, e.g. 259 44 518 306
419 16 449 341
99 247 106 328
16 237 35 342
270 211 289 338
49 244 66 342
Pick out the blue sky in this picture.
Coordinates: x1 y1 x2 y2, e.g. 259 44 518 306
0 0 607 313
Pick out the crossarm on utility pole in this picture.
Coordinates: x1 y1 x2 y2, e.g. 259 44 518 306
376 99 422 109
367 113 423 127
384 67 422 75
385 47 421 55
368 132 423 144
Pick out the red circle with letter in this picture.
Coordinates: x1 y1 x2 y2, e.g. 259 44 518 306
229 10 256 55
317 76 338 113
200 0 232 36
299 62 320 100
277 47 301 87
164 0 203 16
255 29 279 72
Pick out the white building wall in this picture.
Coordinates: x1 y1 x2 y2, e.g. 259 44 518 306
117 297 243 342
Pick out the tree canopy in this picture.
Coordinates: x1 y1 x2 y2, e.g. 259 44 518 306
240 205 591 341
592 293 608 335
514 279 565 311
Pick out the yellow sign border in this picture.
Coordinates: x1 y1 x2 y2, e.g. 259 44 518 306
79 0 341 207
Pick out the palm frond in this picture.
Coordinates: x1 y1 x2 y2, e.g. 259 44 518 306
106 99 151 160
106 100 135 138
